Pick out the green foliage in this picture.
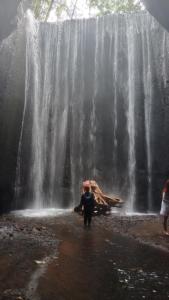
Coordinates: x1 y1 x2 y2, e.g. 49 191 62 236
55 3 67 18
33 0 54 20
33 0 42 19
32 0 70 20
32 0 143 21
55 1 69 19
88 0 142 15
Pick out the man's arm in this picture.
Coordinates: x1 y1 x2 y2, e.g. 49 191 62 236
80 194 84 208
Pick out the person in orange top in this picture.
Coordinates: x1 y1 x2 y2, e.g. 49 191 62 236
160 179 169 235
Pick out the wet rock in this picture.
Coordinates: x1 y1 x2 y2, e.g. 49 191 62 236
32 227 39 234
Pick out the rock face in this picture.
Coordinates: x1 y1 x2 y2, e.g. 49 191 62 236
143 0 169 32
1 9 169 212
0 0 20 42
0 0 26 212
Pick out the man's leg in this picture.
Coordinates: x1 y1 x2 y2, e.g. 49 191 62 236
163 215 169 233
87 213 92 227
84 212 87 226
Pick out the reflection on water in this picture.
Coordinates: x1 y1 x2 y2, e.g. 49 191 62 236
103 233 169 299
117 267 169 297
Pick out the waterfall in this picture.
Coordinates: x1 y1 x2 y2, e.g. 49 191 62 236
14 11 169 211
141 15 153 212
126 16 136 212
26 12 42 208
112 15 119 188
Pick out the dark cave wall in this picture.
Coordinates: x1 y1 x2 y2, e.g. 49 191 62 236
0 1 26 212
0 0 169 212
142 0 169 32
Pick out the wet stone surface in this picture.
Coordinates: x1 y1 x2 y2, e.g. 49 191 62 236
0 212 169 299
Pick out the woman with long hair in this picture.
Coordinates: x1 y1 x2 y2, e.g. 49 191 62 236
160 179 169 235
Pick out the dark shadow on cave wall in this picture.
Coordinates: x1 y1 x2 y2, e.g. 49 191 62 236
0 0 26 213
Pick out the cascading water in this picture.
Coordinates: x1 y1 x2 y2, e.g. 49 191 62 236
126 16 136 212
14 11 169 212
141 16 153 212
24 11 42 208
111 16 119 189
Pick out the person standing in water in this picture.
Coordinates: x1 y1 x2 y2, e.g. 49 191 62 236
80 184 95 227
160 179 169 235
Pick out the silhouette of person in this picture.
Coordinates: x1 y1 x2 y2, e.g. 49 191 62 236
80 185 95 227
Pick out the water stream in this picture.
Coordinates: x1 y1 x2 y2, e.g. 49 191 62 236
14 11 169 211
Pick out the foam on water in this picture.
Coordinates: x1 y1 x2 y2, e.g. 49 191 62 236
11 208 72 218
111 209 157 217
123 212 157 217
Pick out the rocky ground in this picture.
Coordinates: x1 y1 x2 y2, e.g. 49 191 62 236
0 211 169 300
101 213 169 252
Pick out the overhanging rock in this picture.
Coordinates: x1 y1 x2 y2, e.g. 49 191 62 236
142 0 169 32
